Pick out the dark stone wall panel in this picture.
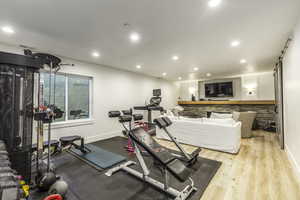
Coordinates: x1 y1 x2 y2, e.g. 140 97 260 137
180 104 275 129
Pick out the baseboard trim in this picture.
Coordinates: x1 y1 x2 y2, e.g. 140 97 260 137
285 145 300 182
86 131 122 143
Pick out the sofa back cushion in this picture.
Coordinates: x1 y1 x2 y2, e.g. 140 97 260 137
211 112 233 119
202 118 236 125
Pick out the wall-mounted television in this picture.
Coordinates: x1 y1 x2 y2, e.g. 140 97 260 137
205 81 233 98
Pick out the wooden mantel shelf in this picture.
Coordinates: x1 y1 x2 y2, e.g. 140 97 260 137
178 100 275 105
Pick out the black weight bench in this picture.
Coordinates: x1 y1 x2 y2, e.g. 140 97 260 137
130 127 193 183
60 135 91 154
60 135 81 146
32 135 90 155
154 117 201 166
106 114 197 200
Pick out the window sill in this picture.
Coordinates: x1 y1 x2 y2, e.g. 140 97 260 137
44 119 95 130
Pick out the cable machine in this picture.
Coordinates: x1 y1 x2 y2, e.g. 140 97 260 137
0 50 69 199
0 51 42 183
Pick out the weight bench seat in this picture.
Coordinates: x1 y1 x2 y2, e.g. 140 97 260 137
166 159 193 182
60 135 82 145
155 149 176 164
32 140 59 152
130 127 193 182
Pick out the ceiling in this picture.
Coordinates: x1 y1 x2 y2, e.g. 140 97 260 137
0 0 299 80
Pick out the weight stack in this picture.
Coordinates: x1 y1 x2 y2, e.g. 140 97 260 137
0 52 42 183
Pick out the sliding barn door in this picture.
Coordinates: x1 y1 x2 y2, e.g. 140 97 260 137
274 61 284 149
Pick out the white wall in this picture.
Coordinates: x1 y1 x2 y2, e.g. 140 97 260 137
177 72 275 101
0 43 179 142
241 72 275 100
178 81 199 101
282 18 300 179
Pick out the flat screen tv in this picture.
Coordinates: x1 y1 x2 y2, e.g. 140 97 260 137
205 82 233 98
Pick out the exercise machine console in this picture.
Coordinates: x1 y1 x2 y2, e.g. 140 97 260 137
134 89 164 135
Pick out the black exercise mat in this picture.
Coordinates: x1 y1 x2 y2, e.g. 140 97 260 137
31 137 221 200
69 144 126 169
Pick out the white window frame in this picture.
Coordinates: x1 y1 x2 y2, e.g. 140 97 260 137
41 71 94 128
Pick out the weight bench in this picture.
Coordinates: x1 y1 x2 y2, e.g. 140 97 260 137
131 127 194 183
32 136 90 155
106 115 197 200
59 136 91 154
154 117 201 166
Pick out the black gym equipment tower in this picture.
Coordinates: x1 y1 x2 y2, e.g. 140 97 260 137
0 51 42 182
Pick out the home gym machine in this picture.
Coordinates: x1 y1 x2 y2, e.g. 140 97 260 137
109 111 200 166
107 110 197 200
30 52 69 195
0 51 41 182
134 89 164 135
0 51 42 199
0 50 69 199
154 117 201 166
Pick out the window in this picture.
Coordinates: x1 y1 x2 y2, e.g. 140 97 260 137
40 72 92 123
68 75 90 120
40 73 66 122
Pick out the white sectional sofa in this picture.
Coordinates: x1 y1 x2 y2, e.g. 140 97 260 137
156 116 242 154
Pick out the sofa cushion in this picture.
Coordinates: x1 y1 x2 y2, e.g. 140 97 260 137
232 111 240 121
202 118 236 125
211 112 233 119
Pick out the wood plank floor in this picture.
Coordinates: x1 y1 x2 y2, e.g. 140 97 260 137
157 130 300 200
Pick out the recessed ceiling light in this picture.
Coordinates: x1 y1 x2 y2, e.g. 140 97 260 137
240 59 247 64
136 65 141 69
1 26 15 34
162 72 167 76
193 67 199 71
231 40 240 47
208 0 222 8
91 51 100 58
130 32 140 43
178 77 182 80
172 55 179 61
206 73 212 77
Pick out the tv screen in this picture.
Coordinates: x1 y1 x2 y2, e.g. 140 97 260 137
205 82 233 98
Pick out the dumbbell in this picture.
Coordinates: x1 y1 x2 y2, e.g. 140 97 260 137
0 172 15 179
0 167 13 173
0 141 6 151
0 154 9 160
0 150 8 154
0 160 11 167
0 180 18 189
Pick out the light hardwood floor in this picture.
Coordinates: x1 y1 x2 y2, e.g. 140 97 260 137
158 130 300 200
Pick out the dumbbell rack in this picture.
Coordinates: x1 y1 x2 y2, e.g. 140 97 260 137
0 140 27 200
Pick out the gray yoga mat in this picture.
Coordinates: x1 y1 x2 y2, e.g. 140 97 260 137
69 144 126 169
